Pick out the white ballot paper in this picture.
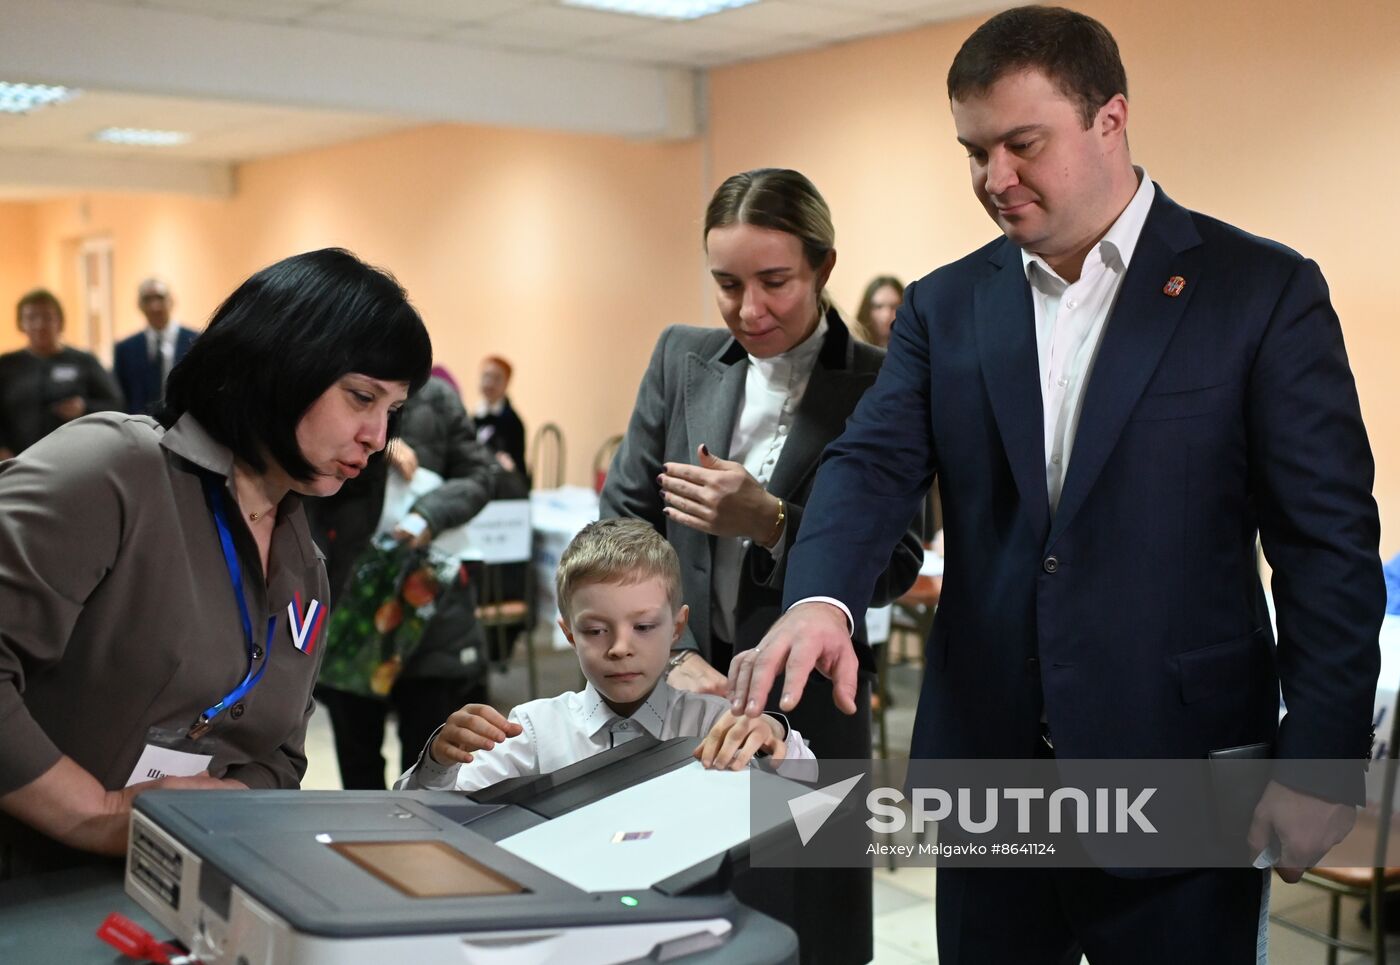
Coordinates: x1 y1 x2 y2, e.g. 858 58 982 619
125 744 213 787
499 761 752 893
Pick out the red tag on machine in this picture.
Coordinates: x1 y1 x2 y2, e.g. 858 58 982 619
96 912 200 964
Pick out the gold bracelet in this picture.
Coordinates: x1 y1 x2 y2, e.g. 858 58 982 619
763 497 786 548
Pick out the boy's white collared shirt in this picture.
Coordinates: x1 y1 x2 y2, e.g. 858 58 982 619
396 678 813 793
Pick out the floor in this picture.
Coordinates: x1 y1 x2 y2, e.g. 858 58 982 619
300 629 1395 964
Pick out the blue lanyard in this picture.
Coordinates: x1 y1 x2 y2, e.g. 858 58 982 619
189 475 276 740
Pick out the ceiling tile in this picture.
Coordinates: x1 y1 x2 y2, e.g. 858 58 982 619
142 0 317 23
803 15 914 45
729 31 835 60
295 8 446 39
701 0 874 35
808 0 1008 18
333 0 536 24
486 4 656 39
616 21 741 53
575 40 685 65
0 87 413 163
438 21 576 52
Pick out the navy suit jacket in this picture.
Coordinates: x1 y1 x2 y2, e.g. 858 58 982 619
785 187 1383 788
114 325 197 415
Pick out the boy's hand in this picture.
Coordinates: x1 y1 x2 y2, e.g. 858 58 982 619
429 704 523 765
695 711 787 771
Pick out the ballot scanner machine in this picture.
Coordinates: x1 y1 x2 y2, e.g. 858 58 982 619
125 738 806 964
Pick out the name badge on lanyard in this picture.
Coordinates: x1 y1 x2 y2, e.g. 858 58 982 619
188 475 276 741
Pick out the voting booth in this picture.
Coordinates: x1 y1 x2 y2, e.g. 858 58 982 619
123 738 805 964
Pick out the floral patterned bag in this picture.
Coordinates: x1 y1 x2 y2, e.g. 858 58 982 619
317 536 463 699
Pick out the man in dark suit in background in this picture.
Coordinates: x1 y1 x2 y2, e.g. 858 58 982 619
113 277 197 414
730 7 1384 963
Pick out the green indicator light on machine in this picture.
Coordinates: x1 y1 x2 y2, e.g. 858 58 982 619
620 895 639 907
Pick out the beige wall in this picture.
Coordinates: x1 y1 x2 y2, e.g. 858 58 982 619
708 0 1400 554
21 125 706 485
0 202 38 353
7 0 1398 553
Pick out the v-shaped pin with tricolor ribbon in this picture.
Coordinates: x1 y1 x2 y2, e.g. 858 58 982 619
288 591 326 655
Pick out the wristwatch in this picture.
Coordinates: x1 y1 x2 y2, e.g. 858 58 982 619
667 650 694 672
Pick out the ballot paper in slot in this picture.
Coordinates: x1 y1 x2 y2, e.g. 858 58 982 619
499 761 757 894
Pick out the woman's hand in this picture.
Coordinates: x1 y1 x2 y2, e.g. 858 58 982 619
659 444 782 545
50 396 86 422
694 710 787 770
666 651 729 696
387 440 419 480
429 704 523 766
390 513 433 548
0 757 244 858
86 773 242 854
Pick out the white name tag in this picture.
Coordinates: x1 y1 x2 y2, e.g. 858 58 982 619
124 743 213 787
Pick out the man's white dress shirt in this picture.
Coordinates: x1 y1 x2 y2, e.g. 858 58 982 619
1024 167 1155 512
396 678 813 793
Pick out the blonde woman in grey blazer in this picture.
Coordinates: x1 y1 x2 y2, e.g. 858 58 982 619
600 168 922 965
601 311 923 734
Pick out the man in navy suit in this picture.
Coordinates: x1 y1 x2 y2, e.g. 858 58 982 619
730 7 1384 962
113 278 197 414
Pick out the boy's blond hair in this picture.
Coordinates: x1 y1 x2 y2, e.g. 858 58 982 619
556 518 682 623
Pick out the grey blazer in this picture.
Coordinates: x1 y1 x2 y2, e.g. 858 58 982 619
599 310 922 665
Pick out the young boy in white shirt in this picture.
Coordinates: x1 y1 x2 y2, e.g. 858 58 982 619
397 517 812 792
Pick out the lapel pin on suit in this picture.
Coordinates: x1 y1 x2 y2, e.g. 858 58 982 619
1162 275 1187 297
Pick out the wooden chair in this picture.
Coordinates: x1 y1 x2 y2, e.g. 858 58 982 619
1269 706 1400 963
889 574 940 665
875 572 941 760
474 561 539 700
530 422 565 490
592 433 623 493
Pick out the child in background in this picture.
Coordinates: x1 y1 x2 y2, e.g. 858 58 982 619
397 518 812 792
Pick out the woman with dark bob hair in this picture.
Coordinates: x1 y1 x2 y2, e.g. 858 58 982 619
0 248 431 878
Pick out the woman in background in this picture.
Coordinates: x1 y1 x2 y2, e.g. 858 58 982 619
850 274 904 348
309 375 518 789
600 168 922 965
851 271 942 549
0 289 123 459
474 354 527 475
0 249 431 877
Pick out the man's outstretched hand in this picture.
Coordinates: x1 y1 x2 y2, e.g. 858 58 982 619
728 601 856 717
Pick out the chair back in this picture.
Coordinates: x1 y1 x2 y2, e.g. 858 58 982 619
530 422 565 490
1369 683 1400 869
592 433 623 493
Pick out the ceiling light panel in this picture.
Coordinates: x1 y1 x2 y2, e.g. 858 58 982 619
560 0 760 21
0 83 77 115
92 127 193 147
